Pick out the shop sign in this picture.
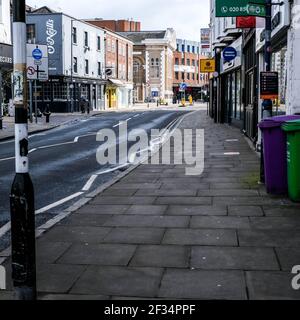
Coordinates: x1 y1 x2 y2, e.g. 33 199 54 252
0 44 13 68
223 47 237 62
200 59 215 73
260 72 279 100
215 0 265 17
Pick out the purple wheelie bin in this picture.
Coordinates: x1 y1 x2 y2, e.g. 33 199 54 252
258 115 300 195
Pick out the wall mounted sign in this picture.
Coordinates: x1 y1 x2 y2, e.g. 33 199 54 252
200 59 216 73
215 0 265 17
260 72 279 100
223 47 237 62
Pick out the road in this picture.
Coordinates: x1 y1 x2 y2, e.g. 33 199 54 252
0 110 188 235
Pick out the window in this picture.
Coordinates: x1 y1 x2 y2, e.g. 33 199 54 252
175 72 179 80
73 27 77 44
53 83 68 101
175 58 179 65
187 45 190 53
84 32 89 47
27 24 36 43
85 59 89 74
187 59 190 66
182 44 185 52
182 72 185 80
97 36 101 51
187 73 190 80
192 46 195 53
73 57 78 73
192 60 195 66
181 58 185 65
98 62 101 76
176 44 179 51
156 58 159 66
150 57 160 78
192 73 195 80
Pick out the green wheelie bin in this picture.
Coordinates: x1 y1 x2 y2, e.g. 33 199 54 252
282 120 300 202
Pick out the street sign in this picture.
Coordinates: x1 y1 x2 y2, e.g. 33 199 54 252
32 48 43 60
260 72 279 100
236 16 257 28
223 47 237 62
179 83 188 91
200 59 216 73
26 44 49 81
215 0 265 17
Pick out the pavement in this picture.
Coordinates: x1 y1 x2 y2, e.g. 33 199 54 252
1 108 300 300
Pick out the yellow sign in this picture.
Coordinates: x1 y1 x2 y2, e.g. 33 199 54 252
200 59 215 73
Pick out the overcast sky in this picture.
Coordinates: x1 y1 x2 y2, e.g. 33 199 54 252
26 0 210 41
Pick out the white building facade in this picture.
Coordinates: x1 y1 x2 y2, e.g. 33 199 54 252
27 9 106 112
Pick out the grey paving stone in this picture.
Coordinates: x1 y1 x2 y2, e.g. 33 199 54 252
159 178 203 185
104 215 189 228
124 205 168 216
163 229 237 246
40 294 109 300
238 230 300 248
71 266 163 297
90 196 156 205
250 217 300 230
228 206 264 217
161 183 210 190
36 241 72 264
264 206 300 217
130 245 189 268
103 228 165 245
276 248 300 272
159 269 247 300
41 226 112 244
0 292 14 300
246 271 300 300
58 244 136 266
210 183 253 190
190 216 250 229
191 247 279 271
155 197 212 206
75 205 130 215
110 183 162 190
59 214 111 227
166 205 227 216
135 189 198 197
37 264 86 294
198 190 259 197
202 178 240 183
215 197 292 206
102 189 138 196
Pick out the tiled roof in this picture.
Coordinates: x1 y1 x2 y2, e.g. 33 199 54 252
119 31 167 44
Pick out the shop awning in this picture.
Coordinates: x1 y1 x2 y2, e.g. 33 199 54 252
108 79 124 86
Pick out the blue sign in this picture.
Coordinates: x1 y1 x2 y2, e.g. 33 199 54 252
180 83 188 91
223 47 237 62
32 48 43 60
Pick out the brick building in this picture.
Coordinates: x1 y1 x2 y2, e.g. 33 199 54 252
85 19 141 32
173 39 209 101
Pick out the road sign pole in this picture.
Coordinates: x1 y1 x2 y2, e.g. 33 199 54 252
10 0 36 300
34 80 38 124
29 80 33 123
260 0 273 184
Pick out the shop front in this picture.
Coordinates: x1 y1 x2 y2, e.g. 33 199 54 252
220 37 243 128
106 79 133 109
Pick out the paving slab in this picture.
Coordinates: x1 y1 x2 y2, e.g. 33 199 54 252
155 197 212 206
263 206 300 217
75 205 130 215
103 215 189 228
246 271 300 300
124 205 168 216
191 247 279 271
238 230 300 248
57 244 136 266
166 205 227 216
71 266 163 297
190 216 250 229
103 227 165 245
249 217 300 230
36 241 72 264
163 229 237 246
39 294 109 300
130 245 190 268
90 196 156 205
135 189 198 197
275 248 300 272
59 214 111 227
41 226 112 244
158 269 247 300
228 206 264 217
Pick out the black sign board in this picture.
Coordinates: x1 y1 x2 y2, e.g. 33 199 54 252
260 71 279 99
0 44 13 68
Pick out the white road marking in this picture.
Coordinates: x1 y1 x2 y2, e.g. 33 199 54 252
133 114 140 118
29 148 37 154
0 157 15 162
0 222 11 238
82 175 98 191
226 139 239 142
125 117 132 122
38 141 75 150
74 133 97 143
35 192 84 215
29 133 46 139
113 122 124 128
224 152 240 156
